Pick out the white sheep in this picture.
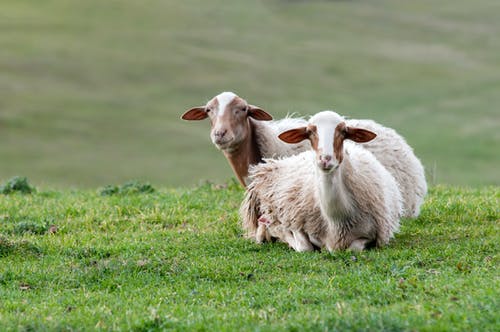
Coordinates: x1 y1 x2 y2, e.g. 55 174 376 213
240 111 403 251
276 110 426 218
342 116 427 218
240 151 327 251
181 91 310 187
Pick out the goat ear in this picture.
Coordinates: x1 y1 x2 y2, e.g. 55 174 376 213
278 127 309 144
248 105 273 121
345 127 377 143
181 107 208 121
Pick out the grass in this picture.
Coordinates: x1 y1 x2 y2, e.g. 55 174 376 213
0 179 498 331
1 0 499 188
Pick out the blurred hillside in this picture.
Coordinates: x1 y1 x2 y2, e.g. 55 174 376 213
1 0 499 188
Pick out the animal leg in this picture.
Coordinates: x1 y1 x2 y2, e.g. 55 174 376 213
255 224 270 243
292 230 314 252
348 238 376 251
276 228 300 251
255 215 273 243
308 235 323 250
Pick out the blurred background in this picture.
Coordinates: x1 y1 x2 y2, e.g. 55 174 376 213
1 0 499 188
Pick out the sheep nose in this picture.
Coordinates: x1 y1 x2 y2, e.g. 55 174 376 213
318 154 334 171
214 130 227 138
319 154 332 162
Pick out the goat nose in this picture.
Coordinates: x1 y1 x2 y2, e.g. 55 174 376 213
214 130 227 138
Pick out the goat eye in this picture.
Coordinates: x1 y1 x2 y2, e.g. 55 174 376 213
206 108 211 113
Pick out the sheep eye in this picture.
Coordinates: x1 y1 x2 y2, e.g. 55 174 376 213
307 125 317 135
206 108 212 113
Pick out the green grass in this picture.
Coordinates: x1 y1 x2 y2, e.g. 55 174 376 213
1 0 499 187
0 181 498 331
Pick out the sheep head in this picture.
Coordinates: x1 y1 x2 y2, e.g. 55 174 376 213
279 111 376 172
182 92 272 153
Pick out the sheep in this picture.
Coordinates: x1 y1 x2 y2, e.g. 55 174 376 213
182 92 311 245
240 151 328 252
271 110 426 218
341 116 427 218
240 111 403 251
181 91 310 187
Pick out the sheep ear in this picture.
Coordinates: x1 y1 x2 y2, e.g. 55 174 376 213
248 105 273 121
278 127 309 144
181 107 208 120
345 127 377 143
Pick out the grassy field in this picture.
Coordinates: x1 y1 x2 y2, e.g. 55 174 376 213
0 180 498 331
1 0 499 188
1 2 498 330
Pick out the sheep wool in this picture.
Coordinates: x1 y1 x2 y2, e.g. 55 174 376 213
241 112 406 251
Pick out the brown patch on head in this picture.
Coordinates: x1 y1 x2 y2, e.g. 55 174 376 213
306 124 318 152
227 96 246 111
334 122 377 163
220 96 272 120
334 122 348 163
216 96 248 130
